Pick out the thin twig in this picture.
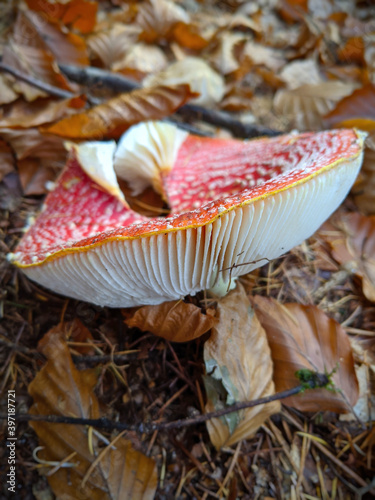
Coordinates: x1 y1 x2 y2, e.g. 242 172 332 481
0 378 326 434
59 63 282 138
0 62 80 100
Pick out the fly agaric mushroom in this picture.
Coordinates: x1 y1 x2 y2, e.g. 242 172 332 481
10 123 365 307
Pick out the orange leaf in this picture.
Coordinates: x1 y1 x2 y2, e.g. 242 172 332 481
25 0 97 34
172 22 210 50
323 84 375 131
29 327 158 500
124 300 215 342
41 84 196 139
329 212 375 302
252 297 359 413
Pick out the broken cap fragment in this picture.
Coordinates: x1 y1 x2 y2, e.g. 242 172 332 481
11 124 365 307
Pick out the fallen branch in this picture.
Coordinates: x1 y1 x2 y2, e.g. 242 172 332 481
1 374 329 434
59 63 282 139
0 61 208 136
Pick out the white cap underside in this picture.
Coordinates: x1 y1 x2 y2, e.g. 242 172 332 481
23 153 363 307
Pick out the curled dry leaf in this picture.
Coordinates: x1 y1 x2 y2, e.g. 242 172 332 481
113 43 168 76
41 84 196 139
0 74 18 105
252 296 359 413
88 24 141 69
0 96 86 129
274 59 356 130
328 212 375 302
136 0 190 43
124 300 215 342
143 58 225 107
26 10 89 66
3 11 74 101
323 84 375 131
29 327 158 500
0 128 67 195
204 284 280 450
25 0 98 33
352 135 375 214
0 140 15 182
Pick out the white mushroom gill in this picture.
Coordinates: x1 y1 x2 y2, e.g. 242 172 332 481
23 153 363 307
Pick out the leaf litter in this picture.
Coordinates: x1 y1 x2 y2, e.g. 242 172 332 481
0 0 375 498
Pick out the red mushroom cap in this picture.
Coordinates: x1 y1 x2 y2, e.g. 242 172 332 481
11 125 365 307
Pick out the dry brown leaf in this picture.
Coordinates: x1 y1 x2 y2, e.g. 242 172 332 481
328 212 375 302
88 24 141 69
352 135 375 214
204 284 280 450
0 140 15 182
29 327 158 500
3 11 74 101
124 300 215 342
0 128 67 195
41 84 196 139
252 296 359 413
143 58 224 107
209 33 245 75
26 10 89 65
242 41 286 73
25 0 98 33
274 81 357 130
0 74 18 105
323 84 375 131
53 318 95 355
137 0 190 43
113 43 168 75
0 96 86 129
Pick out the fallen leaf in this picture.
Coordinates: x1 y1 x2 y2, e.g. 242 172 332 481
0 128 67 195
274 81 357 130
88 24 141 69
25 0 98 33
29 327 158 500
3 11 74 101
41 84 196 139
113 43 168 75
55 318 95 355
209 33 245 75
352 135 375 214
203 284 280 450
124 300 215 342
323 84 375 131
143 58 225 107
0 74 18 105
252 296 359 413
171 21 210 50
329 212 375 302
26 10 89 65
0 140 15 182
0 96 86 129
137 0 190 43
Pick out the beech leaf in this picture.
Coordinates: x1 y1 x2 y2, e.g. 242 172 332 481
323 84 375 131
329 212 375 302
28 326 158 500
204 284 280 450
252 296 359 413
124 300 215 342
41 84 196 139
